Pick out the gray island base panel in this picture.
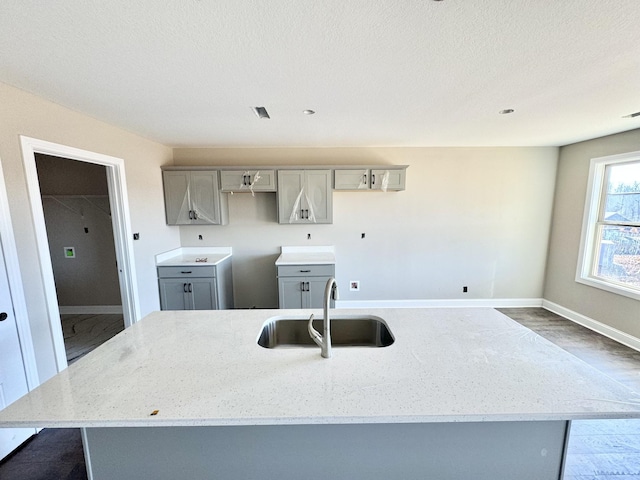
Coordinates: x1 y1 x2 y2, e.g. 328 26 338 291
1 308 639 479
83 422 568 480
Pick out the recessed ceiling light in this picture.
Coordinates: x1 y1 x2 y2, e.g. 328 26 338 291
303 109 316 115
252 106 270 119
623 111 640 118
499 109 515 114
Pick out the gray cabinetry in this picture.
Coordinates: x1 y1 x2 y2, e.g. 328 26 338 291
334 168 406 191
220 170 276 193
158 262 234 310
277 170 332 224
277 264 335 309
163 170 225 225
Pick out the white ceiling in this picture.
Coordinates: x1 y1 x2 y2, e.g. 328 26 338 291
1 0 640 148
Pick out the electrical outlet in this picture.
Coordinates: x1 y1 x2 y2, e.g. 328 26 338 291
350 281 360 291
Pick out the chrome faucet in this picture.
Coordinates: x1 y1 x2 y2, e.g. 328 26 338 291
307 277 339 358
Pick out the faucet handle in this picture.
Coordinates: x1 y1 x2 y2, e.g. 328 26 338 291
332 283 339 301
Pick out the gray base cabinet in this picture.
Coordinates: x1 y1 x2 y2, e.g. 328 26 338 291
277 264 335 309
158 261 234 310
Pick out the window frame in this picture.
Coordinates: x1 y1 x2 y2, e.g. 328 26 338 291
576 150 640 301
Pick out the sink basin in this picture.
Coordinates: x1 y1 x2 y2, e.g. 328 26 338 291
257 315 394 349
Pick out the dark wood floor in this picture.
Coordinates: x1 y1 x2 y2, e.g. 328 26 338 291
1 308 639 479
499 308 640 479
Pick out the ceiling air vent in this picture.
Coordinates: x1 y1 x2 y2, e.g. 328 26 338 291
252 106 270 119
623 111 640 118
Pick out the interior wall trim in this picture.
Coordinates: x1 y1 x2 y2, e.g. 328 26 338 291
337 298 544 309
542 299 640 353
59 306 124 315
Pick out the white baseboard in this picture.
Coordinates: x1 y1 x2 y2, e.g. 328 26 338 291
59 305 123 315
336 298 544 309
542 300 640 353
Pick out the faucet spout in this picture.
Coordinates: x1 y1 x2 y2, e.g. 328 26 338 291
307 277 339 358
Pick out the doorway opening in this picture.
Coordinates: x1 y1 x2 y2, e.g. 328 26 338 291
35 155 124 363
20 136 140 372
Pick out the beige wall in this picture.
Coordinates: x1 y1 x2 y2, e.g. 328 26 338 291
174 147 559 308
0 82 177 382
544 128 640 338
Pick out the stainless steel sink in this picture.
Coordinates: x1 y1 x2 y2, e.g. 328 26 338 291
257 315 394 349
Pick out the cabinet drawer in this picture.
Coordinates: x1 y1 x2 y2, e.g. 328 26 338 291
157 266 216 278
277 264 335 277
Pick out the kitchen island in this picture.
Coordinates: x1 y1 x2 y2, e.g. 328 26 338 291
1 308 639 479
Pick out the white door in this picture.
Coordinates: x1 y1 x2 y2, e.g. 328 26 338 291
0 237 34 459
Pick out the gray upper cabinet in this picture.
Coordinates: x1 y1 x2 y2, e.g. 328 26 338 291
277 170 332 224
163 170 225 225
220 170 276 193
334 168 406 191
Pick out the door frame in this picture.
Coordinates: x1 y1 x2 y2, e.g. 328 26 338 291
0 154 39 389
20 136 140 372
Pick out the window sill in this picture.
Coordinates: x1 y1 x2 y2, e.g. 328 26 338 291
576 275 640 302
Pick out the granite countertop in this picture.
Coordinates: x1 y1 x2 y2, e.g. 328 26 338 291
275 246 336 266
1 308 639 428
156 247 232 267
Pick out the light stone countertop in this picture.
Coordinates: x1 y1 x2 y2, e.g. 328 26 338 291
275 246 336 265
1 308 639 428
156 247 232 266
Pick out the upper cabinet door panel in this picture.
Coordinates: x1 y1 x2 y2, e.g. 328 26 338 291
305 170 332 224
163 171 191 224
277 170 305 223
371 169 406 191
190 171 220 224
334 169 370 190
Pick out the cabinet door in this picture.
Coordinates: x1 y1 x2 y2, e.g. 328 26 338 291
220 170 276 192
277 170 305 223
306 277 330 309
371 169 406 191
304 170 332 224
159 279 189 310
163 171 191 225
190 171 221 224
189 277 218 310
278 277 305 309
334 169 370 190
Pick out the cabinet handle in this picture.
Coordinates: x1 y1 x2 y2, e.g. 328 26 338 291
0 312 7 321
363 174 367 184
300 270 311 273
188 210 193 219
243 175 248 186
188 283 193 293
183 283 188 293
306 281 310 291
301 281 305 292
181 271 192 274
193 210 198 220
372 174 375 185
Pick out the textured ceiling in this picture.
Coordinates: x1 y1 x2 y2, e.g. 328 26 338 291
1 0 639 147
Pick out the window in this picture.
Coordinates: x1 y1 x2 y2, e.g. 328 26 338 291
577 151 640 301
